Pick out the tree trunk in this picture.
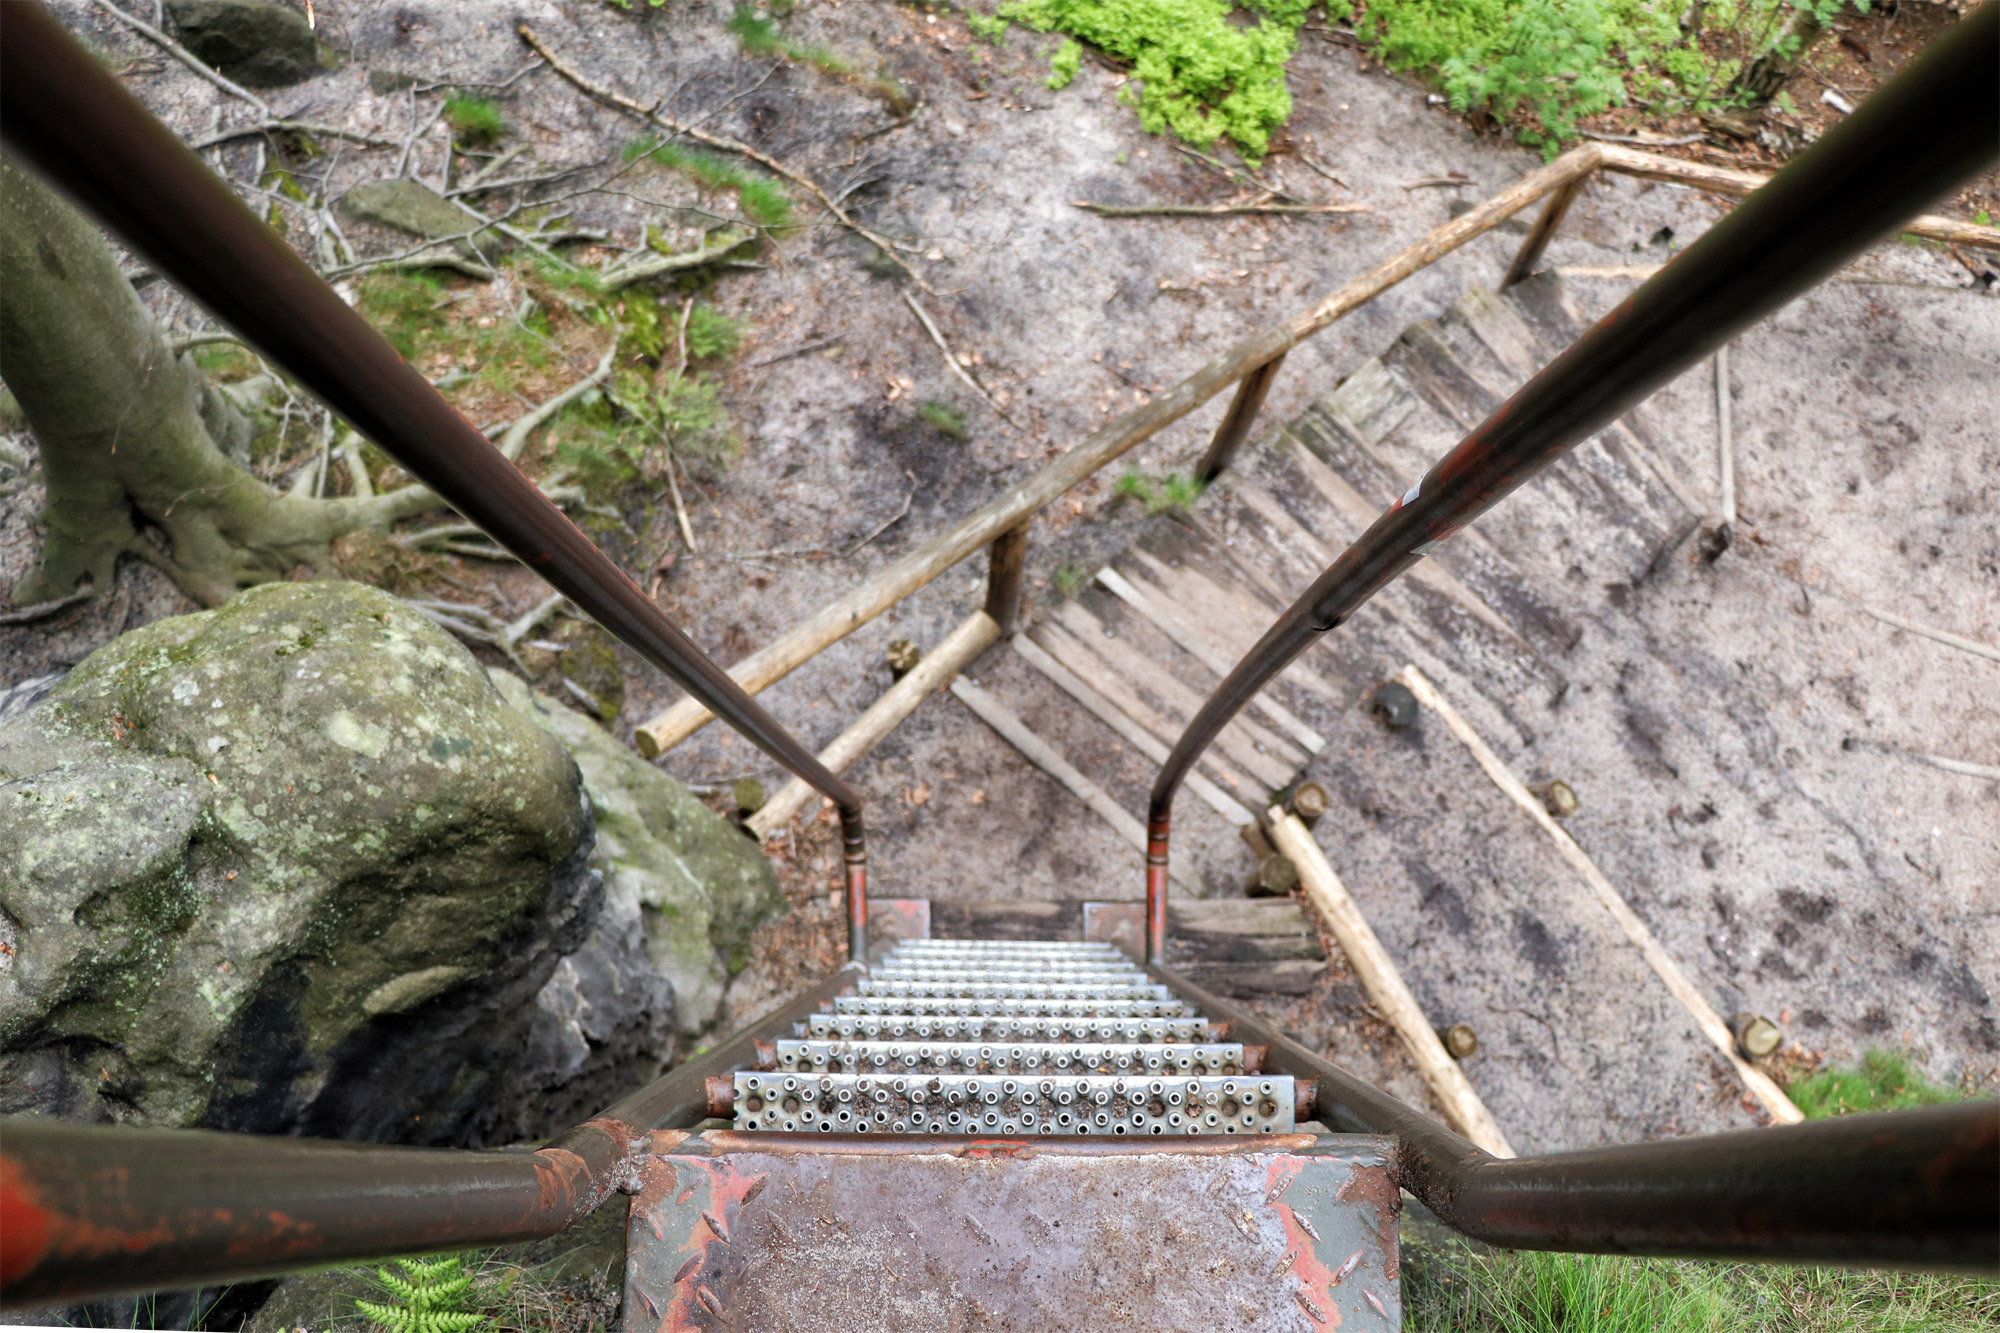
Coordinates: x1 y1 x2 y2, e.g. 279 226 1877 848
1727 3 1830 112
0 161 431 607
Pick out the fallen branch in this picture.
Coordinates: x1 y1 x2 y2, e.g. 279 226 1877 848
518 22 936 293
0 587 95 625
497 343 618 461
1578 129 1705 147
843 471 915 556
598 228 757 292
1071 200 1367 218
746 336 840 368
1175 144 1299 202
901 291 1018 427
189 120 402 153
86 0 272 116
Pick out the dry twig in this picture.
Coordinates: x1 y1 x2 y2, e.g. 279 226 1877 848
1071 200 1367 218
901 292 1018 427
189 120 402 152
518 23 936 293
86 0 272 115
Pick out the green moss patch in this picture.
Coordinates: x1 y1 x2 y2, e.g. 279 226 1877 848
999 0 1311 161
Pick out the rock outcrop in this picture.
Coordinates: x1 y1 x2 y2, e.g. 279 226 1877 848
166 0 323 88
0 581 783 1145
0 585 551 1141
491 672 783 1043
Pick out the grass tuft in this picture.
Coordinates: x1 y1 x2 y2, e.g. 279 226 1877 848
1789 1048 1967 1120
918 400 969 440
1406 1241 2000 1332
726 6 912 115
1113 469 1204 514
626 138 795 230
443 95 506 147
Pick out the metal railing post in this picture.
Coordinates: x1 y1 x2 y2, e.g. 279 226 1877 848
1501 171 1591 290
1194 352 1287 484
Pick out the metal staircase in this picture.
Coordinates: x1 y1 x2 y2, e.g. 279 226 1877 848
629 939 1403 1332
736 940 1290 1136
0 5 1993 1323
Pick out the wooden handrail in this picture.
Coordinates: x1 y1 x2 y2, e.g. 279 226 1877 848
1596 144 2000 252
633 139 1995 761
633 146 1604 755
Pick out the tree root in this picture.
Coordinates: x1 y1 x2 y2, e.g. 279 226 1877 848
518 23 938 295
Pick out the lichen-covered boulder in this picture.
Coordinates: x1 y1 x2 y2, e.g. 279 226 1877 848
166 0 323 87
489 672 783 1037
0 582 598 1143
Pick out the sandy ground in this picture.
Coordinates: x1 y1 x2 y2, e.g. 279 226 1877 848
4 1 1994 1148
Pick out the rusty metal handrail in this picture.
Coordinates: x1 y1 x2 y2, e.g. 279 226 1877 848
1143 1 2000 964
1154 966 1999 1271
0 965 857 1304
0 2 875 960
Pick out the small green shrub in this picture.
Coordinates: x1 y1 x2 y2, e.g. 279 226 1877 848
627 139 795 230
1054 562 1089 596
1045 37 1082 89
443 95 506 146
355 1255 488 1333
1114 469 1204 514
552 372 738 497
1001 0 1310 162
1789 1049 1966 1120
356 271 451 359
685 304 745 361
966 10 1010 40
918 400 968 439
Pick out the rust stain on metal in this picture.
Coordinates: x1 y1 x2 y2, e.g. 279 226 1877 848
1344 1162 1401 1280
699 1210 729 1244
0 1157 54 1284
964 1139 1035 1161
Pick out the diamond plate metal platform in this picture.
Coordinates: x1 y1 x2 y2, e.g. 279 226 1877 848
625 1132 1400 1332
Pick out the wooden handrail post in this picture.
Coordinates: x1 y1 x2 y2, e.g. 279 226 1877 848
1194 351 1287 484
1502 171 1591 290
983 520 1030 634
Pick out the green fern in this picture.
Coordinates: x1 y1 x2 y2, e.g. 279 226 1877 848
356 1255 489 1333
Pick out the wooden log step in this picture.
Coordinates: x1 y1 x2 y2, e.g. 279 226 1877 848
1009 633 1256 828
1231 459 1568 712
1095 564 1328 751
1048 600 1303 791
949 677 1208 895
1284 404 1582 659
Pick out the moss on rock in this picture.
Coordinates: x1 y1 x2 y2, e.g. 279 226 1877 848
0 581 594 1136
